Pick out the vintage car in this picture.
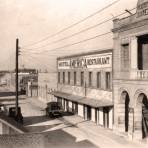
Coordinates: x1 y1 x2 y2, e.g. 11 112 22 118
45 102 63 118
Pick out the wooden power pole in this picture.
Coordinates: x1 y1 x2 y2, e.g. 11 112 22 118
15 38 19 116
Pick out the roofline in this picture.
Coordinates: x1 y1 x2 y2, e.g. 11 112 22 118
57 48 113 60
113 13 136 22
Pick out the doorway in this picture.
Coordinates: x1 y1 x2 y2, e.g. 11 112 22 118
103 107 109 128
121 91 130 132
141 94 148 139
125 93 130 132
87 106 91 120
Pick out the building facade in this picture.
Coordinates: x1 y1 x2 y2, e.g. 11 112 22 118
38 72 57 103
112 0 148 140
52 49 113 129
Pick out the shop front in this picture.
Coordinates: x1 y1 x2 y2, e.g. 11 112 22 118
52 91 113 129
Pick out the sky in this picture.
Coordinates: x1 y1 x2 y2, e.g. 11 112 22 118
0 0 137 71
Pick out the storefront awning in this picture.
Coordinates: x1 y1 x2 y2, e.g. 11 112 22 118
50 91 113 108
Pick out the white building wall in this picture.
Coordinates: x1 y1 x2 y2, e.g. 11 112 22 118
78 104 83 117
91 108 96 122
99 108 104 126
109 108 113 129
64 101 67 111
62 99 64 107
38 72 57 103
69 101 72 108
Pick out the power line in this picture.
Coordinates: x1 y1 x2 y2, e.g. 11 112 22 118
21 6 136 51
22 31 112 55
22 0 120 48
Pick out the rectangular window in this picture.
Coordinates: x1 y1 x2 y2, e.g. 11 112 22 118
63 72 65 84
68 72 70 84
106 72 111 90
97 72 101 88
89 72 92 87
58 72 60 83
121 44 129 71
74 72 76 85
81 72 84 86
138 34 148 70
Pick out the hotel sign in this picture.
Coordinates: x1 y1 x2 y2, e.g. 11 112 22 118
137 1 148 18
58 53 112 69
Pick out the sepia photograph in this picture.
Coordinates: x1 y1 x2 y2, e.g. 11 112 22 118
0 0 148 147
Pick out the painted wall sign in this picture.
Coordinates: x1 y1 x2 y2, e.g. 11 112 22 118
137 1 148 17
58 53 112 69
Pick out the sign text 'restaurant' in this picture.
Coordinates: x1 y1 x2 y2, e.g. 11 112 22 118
58 53 112 69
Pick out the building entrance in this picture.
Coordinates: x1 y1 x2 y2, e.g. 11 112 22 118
103 107 109 128
141 94 148 139
84 105 91 120
87 106 91 120
137 93 148 139
121 91 130 132
125 93 130 132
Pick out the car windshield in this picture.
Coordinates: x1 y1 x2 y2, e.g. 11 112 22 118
51 105 60 110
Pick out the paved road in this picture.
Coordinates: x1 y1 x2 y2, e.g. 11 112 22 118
20 97 147 148
18 97 98 148
0 90 147 148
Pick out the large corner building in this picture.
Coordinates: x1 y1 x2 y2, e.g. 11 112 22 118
112 0 148 140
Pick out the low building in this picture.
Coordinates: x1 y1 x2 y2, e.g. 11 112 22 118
52 49 113 129
112 0 148 141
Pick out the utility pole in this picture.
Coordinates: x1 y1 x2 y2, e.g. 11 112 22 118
15 38 19 116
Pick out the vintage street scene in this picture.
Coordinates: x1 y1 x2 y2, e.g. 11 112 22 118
0 0 148 148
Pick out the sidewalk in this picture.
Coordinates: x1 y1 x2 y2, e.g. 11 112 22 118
28 98 148 148
61 115 147 148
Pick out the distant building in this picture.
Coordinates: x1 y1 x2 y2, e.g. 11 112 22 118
52 49 113 129
112 0 148 140
0 68 38 95
20 69 38 97
0 71 13 89
38 72 57 103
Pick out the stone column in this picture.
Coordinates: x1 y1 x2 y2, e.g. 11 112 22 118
131 36 138 70
117 103 125 132
130 36 138 78
134 104 142 141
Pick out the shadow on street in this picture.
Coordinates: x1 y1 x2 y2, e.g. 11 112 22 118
23 115 52 126
0 129 99 148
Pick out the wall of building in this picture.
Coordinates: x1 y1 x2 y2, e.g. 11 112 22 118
58 51 112 101
57 50 113 129
38 72 57 103
113 0 148 140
